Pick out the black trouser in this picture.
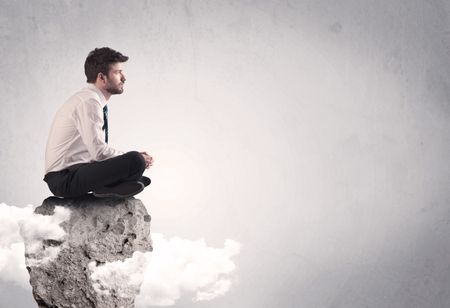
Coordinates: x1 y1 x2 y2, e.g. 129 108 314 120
43 151 146 198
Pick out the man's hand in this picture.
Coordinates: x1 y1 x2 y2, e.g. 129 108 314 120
140 152 154 169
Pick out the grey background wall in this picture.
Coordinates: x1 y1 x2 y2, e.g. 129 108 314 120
1 0 450 307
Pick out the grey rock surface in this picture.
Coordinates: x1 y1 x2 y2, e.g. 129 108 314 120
25 195 152 308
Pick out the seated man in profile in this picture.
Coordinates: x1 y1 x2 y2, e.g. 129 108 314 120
43 47 153 198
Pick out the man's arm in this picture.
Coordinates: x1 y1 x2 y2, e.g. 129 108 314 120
74 99 124 161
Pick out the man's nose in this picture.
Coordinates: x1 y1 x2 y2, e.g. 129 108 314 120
121 74 126 82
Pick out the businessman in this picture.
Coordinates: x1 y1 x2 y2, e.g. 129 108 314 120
44 47 153 198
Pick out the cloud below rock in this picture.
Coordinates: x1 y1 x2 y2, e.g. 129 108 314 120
135 234 241 306
0 203 35 289
0 202 241 306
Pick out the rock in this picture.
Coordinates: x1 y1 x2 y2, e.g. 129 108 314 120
24 195 152 308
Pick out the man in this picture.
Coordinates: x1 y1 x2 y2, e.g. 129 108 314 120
44 47 153 198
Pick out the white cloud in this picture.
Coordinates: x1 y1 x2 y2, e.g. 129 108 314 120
89 234 241 306
0 241 28 289
89 251 149 298
0 203 241 306
0 203 70 289
135 234 241 307
19 205 71 267
0 203 34 289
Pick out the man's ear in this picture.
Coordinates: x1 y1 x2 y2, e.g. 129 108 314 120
97 72 107 83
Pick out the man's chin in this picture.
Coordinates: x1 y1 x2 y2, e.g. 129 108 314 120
107 88 124 95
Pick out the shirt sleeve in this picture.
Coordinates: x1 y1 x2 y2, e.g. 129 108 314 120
73 98 124 161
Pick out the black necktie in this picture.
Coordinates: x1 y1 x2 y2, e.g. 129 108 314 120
102 105 108 143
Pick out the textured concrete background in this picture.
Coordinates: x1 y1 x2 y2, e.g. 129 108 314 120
1 0 450 307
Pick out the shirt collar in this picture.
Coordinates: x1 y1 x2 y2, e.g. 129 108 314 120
86 83 107 107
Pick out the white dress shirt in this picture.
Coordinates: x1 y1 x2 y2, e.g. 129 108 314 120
45 84 124 173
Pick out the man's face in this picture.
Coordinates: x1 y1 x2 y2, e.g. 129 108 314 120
104 62 126 95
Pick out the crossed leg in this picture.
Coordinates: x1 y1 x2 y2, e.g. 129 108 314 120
44 151 147 198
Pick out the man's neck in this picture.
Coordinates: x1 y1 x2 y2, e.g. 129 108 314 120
92 83 111 101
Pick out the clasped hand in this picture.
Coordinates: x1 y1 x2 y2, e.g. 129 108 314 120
140 151 154 169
